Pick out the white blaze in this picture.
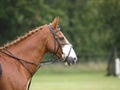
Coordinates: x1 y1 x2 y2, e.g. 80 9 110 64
62 43 77 62
60 32 77 63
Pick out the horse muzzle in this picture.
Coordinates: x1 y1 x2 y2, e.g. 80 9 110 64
65 57 77 66
62 43 77 66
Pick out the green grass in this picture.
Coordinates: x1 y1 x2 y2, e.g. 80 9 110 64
30 63 120 90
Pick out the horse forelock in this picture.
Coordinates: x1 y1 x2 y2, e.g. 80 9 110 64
0 26 45 49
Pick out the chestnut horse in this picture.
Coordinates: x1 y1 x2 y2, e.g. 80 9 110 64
0 17 77 90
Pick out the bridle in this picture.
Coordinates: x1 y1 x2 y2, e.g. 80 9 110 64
48 24 72 63
48 24 63 54
0 24 72 90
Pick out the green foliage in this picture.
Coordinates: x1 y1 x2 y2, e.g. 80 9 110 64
0 0 120 61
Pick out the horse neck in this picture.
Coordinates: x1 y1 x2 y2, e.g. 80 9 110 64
6 26 48 74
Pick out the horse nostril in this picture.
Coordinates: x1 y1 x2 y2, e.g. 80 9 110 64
74 57 77 60
73 57 77 64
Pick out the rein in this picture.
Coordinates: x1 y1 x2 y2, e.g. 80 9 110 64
0 24 71 90
0 48 59 90
0 48 38 76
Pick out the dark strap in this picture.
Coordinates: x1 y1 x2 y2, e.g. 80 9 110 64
27 78 32 90
0 48 37 76
0 64 2 79
0 48 58 90
0 48 37 65
65 47 72 65
27 65 40 90
48 25 63 54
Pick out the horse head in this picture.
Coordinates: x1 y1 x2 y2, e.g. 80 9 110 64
46 17 77 65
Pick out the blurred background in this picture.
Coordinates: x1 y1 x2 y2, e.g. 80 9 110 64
0 0 120 90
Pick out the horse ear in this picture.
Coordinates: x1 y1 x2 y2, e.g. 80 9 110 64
51 16 59 29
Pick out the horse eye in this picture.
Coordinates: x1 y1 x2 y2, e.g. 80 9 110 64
59 37 64 40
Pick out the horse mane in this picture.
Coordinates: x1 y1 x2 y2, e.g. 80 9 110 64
0 25 44 49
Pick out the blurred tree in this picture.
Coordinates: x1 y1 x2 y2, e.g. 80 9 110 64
0 0 120 61
96 0 120 50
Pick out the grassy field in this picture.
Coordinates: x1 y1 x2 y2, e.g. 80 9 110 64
30 63 120 90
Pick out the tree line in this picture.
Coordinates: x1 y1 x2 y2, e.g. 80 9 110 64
0 0 120 60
